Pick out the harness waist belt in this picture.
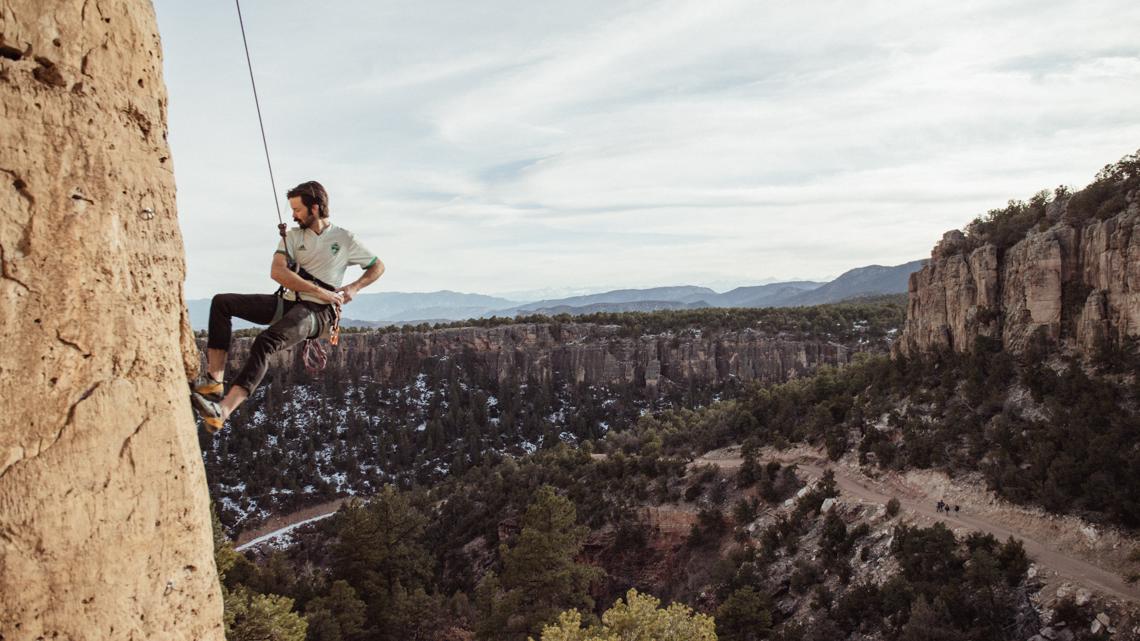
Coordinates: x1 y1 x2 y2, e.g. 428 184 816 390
296 266 336 292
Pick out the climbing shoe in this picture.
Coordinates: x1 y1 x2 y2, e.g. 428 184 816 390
190 391 225 433
190 374 224 402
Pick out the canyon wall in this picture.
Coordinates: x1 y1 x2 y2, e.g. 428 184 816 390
0 1 222 639
897 194 1140 356
225 323 863 392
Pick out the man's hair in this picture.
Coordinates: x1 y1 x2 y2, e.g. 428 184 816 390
287 181 329 218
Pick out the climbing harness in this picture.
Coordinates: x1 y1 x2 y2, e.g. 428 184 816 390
236 0 340 373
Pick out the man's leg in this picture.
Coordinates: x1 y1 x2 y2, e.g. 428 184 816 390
199 302 318 428
203 293 280 383
206 348 227 384
217 383 249 419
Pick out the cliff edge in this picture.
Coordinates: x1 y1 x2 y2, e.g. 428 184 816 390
897 157 1140 357
0 1 222 639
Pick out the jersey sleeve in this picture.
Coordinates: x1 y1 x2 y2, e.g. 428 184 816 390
346 232 378 268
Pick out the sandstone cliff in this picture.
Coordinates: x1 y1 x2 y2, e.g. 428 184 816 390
225 323 863 392
203 319 891 531
0 2 221 639
897 188 1140 356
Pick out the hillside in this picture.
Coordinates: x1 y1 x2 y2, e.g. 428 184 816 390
213 305 1140 641
186 260 921 328
783 260 927 307
506 285 718 313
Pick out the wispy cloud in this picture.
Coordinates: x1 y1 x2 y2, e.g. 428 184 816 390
156 0 1140 298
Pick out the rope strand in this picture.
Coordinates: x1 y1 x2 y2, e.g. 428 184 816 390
234 1 339 375
234 0 283 227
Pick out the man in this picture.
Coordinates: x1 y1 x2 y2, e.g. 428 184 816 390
190 180 384 432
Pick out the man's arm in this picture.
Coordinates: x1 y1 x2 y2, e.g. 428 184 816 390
270 253 343 305
337 258 385 304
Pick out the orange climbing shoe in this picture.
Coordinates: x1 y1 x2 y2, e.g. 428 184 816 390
190 391 225 433
191 374 224 402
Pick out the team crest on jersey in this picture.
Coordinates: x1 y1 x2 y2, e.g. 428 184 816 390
330 242 341 255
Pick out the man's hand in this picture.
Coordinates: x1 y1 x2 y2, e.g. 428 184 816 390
336 283 360 304
314 288 345 307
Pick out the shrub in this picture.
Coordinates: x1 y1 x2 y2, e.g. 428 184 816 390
537 588 716 641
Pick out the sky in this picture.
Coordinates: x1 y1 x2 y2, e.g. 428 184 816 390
154 0 1140 301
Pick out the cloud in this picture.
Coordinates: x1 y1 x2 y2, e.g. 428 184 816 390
155 0 1140 298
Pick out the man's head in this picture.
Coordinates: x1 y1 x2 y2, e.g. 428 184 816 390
287 180 329 229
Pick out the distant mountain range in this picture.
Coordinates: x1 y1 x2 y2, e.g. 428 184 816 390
186 259 926 330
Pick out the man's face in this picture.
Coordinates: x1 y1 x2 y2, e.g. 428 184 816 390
289 196 317 229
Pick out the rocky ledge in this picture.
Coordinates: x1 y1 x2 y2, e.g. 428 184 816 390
897 193 1139 356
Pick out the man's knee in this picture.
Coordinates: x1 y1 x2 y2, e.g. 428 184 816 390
210 293 241 316
252 327 287 353
207 294 242 351
253 318 306 354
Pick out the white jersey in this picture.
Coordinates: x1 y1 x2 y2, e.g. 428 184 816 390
275 224 377 303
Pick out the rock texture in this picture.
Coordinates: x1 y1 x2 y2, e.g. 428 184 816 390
224 323 862 391
897 196 1140 356
0 2 222 640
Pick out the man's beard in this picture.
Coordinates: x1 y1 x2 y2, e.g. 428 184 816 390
294 216 311 230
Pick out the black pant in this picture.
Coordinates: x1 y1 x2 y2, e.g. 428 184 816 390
207 293 335 394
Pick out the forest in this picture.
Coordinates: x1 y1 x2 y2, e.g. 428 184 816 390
208 299 1138 640
203 298 906 533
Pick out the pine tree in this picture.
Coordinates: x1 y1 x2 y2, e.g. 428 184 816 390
477 486 601 641
225 587 308 641
212 504 309 641
330 489 436 639
716 586 772 641
899 598 966 641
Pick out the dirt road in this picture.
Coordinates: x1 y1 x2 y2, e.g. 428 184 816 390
233 447 1139 604
233 498 349 548
696 446 1140 603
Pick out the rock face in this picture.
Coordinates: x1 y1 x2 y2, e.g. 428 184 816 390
225 323 861 391
0 2 222 640
897 197 1140 356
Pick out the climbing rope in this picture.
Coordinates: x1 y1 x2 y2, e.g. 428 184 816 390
234 0 283 229
235 0 340 373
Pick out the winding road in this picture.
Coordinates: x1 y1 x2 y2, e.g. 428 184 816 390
232 447 1139 603
696 446 1140 603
